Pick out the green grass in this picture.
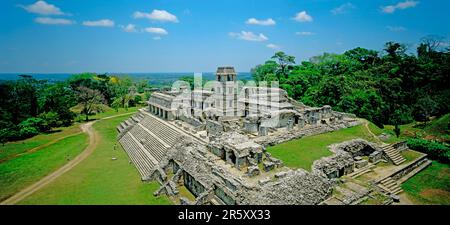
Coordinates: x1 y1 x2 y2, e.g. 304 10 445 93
424 113 449 139
367 122 415 144
267 125 376 171
0 125 82 162
402 161 450 205
0 107 140 162
19 114 171 205
366 113 450 143
0 133 88 201
80 107 139 121
401 150 423 163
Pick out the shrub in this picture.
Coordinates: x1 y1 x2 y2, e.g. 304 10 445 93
38 111 61 128
19 126 39 139
19 117 47 132
407 138 450 163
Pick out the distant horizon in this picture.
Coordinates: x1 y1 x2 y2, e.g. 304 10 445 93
0 71 253 82
0 71 252 74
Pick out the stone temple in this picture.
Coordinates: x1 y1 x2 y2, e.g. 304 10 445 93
117 66 429 205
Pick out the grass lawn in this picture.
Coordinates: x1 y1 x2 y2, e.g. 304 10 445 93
402 161 450 205
401 150 423 163
19 114 171 205
267 125 376 171
0 133 88 201
78 107 139 121
0 125 82 162
366 113 450 143
424 113 449 140
0 107 139 163
367 122 409 144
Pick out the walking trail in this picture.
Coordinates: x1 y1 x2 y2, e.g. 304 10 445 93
0 112 135 205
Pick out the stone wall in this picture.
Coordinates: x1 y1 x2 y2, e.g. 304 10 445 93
253 120 360 147
389 155 429 181
240 169 333 205
206 120 224 137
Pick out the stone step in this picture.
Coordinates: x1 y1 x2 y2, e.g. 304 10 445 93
381 145 406 165
378 177 403 195
393 188 403 195
391 155 404 161
348 164 375 178
395 158 406 165
381 179 396 186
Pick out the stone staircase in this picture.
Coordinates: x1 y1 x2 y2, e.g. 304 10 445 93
377 177 403 195
381 144 406 165
118 111 188 180
119 133 156 179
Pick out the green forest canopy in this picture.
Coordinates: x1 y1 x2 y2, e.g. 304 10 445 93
252 38 449 128
0 74 149 143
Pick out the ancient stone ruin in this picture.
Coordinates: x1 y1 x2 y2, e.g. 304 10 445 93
116 66 428 205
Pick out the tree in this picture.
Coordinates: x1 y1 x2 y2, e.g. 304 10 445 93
384 42 407 59
271 52 296 79
394 124 401 138
251 60 279 83
344 47 379 69
111 93 134 112
75 86 105 121
413 96 439 125
41 82 76 126
420 35 445 52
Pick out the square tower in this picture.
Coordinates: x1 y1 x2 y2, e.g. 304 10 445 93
216 66 237 82
214 66 239 119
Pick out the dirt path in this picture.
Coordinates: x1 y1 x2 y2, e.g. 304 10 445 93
0 112 135 205
360 119 385 144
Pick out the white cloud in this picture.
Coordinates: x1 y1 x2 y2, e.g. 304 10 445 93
143 27 168 35
246 18 276 26
387 26 407 32
121 24 137 32
296 31 315 36
266 44 280 50
229 31 268 42
35 17 75 25
20 1 64 15
133 9 178 23
82 19 115 27
381 1 419 14
293 11 313 22
331 3 356 15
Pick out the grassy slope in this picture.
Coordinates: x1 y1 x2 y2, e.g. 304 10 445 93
19 114 171 205
0 133 88 201
424 114 449 138
367 113 450 143
402 161 450 205
267 125 376 171
0 125 82 161
0 107 139 162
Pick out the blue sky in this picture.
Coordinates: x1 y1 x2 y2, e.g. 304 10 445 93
0 0 449 73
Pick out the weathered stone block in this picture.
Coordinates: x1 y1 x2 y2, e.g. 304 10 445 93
258 177 271 186
247 166 260 177
355 159 368 169
263 161 275 172
275 171 288 178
